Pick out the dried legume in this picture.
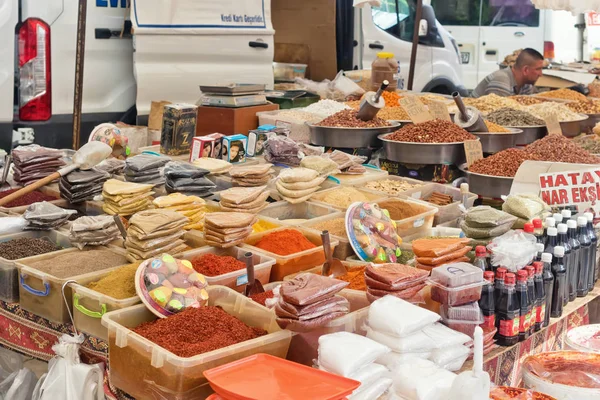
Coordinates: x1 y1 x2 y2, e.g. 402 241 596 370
469 148 542 177
318 110 390 128
453 94 522 114
536 88 588 102
509 96 545 106
567 100 600 114
0 238 60 260
526 135 600 164
486 108 544 126
484 120 510 133
365 178 421 196
0 189 57 208
385 120 476 143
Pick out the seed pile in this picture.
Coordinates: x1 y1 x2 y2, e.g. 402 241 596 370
469 148 542 177
525 102 583 122
462 94 523 114
509 96 544 106
567 100 600 114
0 238 60 260
385 120 476 143
526 135 600 164
318 110 390 128
573 134 600 153
536 88 588 102
486 108 544 126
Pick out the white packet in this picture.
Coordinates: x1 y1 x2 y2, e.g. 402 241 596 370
430 345 470 372
367 296 440 338
318 332 390 377
349 377 393 400
376 351 431 371
392 359 457 400
366 323 471 353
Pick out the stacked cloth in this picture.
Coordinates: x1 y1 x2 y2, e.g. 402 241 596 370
318 332 392 400
276 168 326 204
229 164 273 187
69 215 120 249
218 186 269 213
364 263 429 304
204 212 256 248
12 145 65 185
412 238 472 272
152 193 206 230
164 161 215 195
460 206 517 240
102 179 154 216
271 274 349 332
125 209 188 262
23 201 76 230
124 154 170 185
365 296 471 374
59 168 110 203
192 158 231 175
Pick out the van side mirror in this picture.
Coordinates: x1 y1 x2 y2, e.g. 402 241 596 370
419 20 428 37
419 5 438 42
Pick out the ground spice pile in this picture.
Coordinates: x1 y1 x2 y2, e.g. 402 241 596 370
337 266 367 291
310 218 347 237
377 199 429 220
315 187 370 208
250 290 274 306
0 189 56 208
254 229 316 256
385 120 476 143
26 249 128 279
133 306 267 358
190 253 246 276
86 262 140 299
0 238 60 260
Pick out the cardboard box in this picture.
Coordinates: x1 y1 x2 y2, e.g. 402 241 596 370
222 135 248 164
190 136 216 162
160 103 197 156
196 104 279 136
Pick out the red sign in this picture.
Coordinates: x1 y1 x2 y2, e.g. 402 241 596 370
587 12 600 26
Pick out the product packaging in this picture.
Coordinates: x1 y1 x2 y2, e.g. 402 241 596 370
222 134 248 164
189 136 216 162
160 103 197 156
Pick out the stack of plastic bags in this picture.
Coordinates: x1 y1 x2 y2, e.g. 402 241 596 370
390 358 458 400
152 193 206 230
102 179 154 216
12 145 65 186
460 206 517 241
23 202 76 230
229 164 273 187
164 161 215 195
68 215 121 249
95 158 125 175
366 296 471 373
327 150 367 174
501 193 550 229
192 158 231 175
0 347 37 400
125 209 188 262
218 186 269 214
412 238 472 272
124 154 170 185
271 274 349 332
276 168 325 204
318 332 392 400
204 212 256 248
365 263 429 304
59 168 110 203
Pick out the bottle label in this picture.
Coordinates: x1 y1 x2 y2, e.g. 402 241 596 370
499 317 519 337
482 314 495 329
527 310 534 329
536 304 545 323
519 313 531 333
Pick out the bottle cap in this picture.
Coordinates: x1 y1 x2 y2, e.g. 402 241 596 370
504 273 516 285
483 271 495 283
578 216 587 226
541 253 553 263
475 245 487 256
535 263 543 274
525 265 535 277
536 243 545 253
377 52 395 59
561 209 572 219
557 223 568 234
546 217 556 228
517 270 528 282
585 212 594 222
523 223 534 234
567 219 577 229
496 267 507 279
553 213 563 223
533 219 543 229
547 227 558 237
554 246 565 257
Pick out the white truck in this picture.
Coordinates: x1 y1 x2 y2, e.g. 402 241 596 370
0 0 465 152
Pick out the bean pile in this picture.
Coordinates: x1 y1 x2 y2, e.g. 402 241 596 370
536 88 588 102
526 135 600 164
0 189 57 208
317 110 390 128
384 120 477 143
567 100 600 114
486 108 544 126
509 95 544 106
469 148 542 177
0 238 60 260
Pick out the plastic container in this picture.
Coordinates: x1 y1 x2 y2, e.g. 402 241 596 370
273 62 308 82
256 109 322 144
242 227 338 282
0 230 72 303
17 247 128 323
403 183 477 225
565 324 600 353
302 213 354 260
359 175 427 198
179 246 276 293
440 303 484 337
431 262 484 287
321 168 389 190
371 52 398 92
259 201 340 225
102 286 292 400
430 280 485 307
374 198 438 238
310 187 388 211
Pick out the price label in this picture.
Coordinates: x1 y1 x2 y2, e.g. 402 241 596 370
464 140 484 167
545 114 562 135
428 100 451 121
399 95 433 124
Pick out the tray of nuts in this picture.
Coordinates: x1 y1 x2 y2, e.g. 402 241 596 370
307 123 401 148
471 127 523 154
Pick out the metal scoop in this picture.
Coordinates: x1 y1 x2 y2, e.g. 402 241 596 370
0 141 113 207
452 92 488 132
321 231 347 278
244 251 265 297
357 80 389 121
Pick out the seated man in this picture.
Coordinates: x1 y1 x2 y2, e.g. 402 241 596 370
472 48 544 98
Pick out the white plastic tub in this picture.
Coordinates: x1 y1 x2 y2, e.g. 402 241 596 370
565 324 600 353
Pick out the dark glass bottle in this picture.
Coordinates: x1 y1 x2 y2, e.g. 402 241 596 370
479 271 495 331
494 267 507 307
541 253 554 328
496 273 519 346
525 265 536 335
544 227 558 257
535 243 544 262
585 212 598 288
533 262 545 332
516 270 531 342
551 246 566 319
556 223 571 306
533 218 544 245
567 219 580 301
577 216 591 297
553 213 563 226
543 217 556 247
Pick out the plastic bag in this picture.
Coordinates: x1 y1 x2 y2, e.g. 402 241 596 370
392 359 457 400
349 377 393 400
300 156 340 176
164 161 209 179
125 154 170 172
376 351 432 371
263 135 301 166
280 274 348 306
429 345 470 371
412 238 470 258
465 206 517 228
4 368 37 400
318 332 390 377
488 230 538 271
348 363 389 387
367 296 440 338
416 246 473 266
460 219 515 239
0 217 27 236
367 323 470 353
502 194 549 220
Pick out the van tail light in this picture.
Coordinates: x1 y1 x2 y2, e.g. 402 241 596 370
544 41 555 60
18 18 51 121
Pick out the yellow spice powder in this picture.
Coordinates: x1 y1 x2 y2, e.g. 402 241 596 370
86 262 141 299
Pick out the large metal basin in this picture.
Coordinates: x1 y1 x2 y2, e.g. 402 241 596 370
307 122 401 148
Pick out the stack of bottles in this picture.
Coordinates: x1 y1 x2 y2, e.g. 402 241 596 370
412 238 472 272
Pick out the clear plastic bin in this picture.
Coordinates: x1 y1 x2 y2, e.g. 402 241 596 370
0 230 72 303
179 246 275 293
17 247 128 323
440 302 483 322
242 227 338 282
311 187 388 211
440 312 484 338
102 286 292 400
258 201 340 226
359 175 427 198
430 262 484 287
429 280 485 307
403 183 477 225
301 213 354 260
374 198 438 238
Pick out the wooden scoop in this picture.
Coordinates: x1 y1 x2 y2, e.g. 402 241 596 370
244 251 265 297
321 231 347 278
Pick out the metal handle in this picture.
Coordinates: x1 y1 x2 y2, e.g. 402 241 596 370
321 231 333 263
249 41 268 49
514 31 525 37
369 43 384 50
73 293 107 318
245 252 254 284
20 274 50 297
373 80 390 103
452 92 470 123
485 50 497 55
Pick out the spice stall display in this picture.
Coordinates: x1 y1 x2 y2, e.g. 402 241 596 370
204 212 257 248
229 163 274 187
153 193 207 230
276 168 326 204
68 215 121 249
101 179 154 216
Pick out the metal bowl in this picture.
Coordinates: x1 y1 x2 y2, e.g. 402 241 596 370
579 113 600 132
307 122 401 148
458 163 514 199
471 128 522 154
507 125 546 146
560 114 589 138
378 134 475 164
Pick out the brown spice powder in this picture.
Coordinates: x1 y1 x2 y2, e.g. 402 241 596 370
377 199 428 220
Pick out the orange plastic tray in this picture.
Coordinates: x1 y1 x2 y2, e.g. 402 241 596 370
204 354 360 400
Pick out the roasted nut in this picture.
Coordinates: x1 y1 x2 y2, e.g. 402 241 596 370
385 120 476 143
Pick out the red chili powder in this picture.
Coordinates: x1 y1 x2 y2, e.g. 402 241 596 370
254 229 316 256
250 290 274 306
0 189 57 208
191 253 246 276
133 306 267 358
